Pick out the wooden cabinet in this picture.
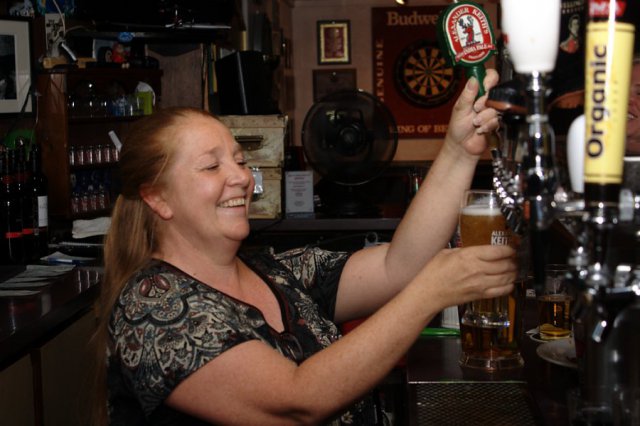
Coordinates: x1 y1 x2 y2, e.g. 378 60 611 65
0 354 35 426
0 310 97 426
36 68 162 219
38 310 96 426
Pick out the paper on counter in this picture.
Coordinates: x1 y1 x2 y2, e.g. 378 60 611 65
41 251 95 265
0 289 41 297
0 280 52 289
25 264 75 275
0 264 76 289
72 216 111 239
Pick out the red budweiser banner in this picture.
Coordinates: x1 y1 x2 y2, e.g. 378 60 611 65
371 6 466 139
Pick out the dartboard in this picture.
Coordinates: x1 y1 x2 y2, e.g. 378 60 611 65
394 41 460 108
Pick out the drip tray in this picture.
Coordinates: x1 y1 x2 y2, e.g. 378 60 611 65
409 381 541 425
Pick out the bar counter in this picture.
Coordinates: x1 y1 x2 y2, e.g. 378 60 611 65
0 266 101 370
1 265 579 425
406 296 579 425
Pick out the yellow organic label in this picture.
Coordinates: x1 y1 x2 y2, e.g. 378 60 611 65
584 21 634 185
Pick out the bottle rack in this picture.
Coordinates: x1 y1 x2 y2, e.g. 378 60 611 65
35 67 161 220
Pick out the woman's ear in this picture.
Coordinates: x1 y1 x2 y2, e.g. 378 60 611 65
140 184 173 220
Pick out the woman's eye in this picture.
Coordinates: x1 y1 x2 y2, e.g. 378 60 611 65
237 159 248 167
205 164 219 170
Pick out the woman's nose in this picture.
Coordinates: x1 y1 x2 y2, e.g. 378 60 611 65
228 163 253 187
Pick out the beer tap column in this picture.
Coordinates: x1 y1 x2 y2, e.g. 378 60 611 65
574 0 637 415
500 0 561 289
582 1 635 283
523 71 558 289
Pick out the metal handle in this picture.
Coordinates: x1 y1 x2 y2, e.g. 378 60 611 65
234 135 264 151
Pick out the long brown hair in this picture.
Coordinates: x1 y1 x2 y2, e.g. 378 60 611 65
91 107 216 425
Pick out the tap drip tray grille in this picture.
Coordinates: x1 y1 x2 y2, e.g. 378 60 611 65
409 382 541 425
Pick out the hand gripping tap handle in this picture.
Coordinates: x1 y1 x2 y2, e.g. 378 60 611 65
437 0 497 99
437 0 501 153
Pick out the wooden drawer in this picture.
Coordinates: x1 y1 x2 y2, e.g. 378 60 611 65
250 167 282 219
218 115 287 168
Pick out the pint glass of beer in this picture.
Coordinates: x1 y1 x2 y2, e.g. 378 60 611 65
458 190 524 372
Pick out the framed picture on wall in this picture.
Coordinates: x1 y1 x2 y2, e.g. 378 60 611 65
313 68 357 102
0 18 33 114
317 20 351 65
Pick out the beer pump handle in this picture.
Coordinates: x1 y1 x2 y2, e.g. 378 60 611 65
465 66 487 97
567 114 586 194
437 0 497 99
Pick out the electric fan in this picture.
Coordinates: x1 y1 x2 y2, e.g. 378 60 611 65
301 90 398 217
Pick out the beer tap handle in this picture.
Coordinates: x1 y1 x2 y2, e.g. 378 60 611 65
466 66 488 98
437 1 497 99
567 114 585 195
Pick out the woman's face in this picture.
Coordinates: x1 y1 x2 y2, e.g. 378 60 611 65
158 115 254 245
627 62 640 154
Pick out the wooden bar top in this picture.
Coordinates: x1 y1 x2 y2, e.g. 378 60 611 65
0 266 101 370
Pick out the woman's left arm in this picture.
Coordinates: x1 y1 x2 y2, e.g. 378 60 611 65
334 70 501 323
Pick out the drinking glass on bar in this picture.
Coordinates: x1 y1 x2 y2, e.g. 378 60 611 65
538 264 573 341
458 189 524 371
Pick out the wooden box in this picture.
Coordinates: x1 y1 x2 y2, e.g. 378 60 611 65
218 115 288 168
250 167 282 219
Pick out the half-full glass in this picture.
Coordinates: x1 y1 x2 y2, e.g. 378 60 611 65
458 189 524 371
538 264 573 340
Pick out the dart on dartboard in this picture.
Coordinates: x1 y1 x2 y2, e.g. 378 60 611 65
436 0 497 98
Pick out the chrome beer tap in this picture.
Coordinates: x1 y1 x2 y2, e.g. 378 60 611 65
496 0 562 290
521 71 559 290
499 0 640 421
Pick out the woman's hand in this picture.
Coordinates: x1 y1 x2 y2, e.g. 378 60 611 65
445 69 501 157
413 244 517 311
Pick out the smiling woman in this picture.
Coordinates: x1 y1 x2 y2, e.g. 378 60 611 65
91 71 516 426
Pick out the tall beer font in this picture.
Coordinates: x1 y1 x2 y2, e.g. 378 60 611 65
500 0 561 292
572 0 639 420
495 0 640 422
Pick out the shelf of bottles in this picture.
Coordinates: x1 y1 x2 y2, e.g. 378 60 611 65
68 143 120 218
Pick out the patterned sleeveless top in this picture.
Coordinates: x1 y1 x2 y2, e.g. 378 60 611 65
107 246 377 425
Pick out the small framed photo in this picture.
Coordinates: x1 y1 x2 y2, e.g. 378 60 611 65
317 20 350 65
313 68 357 102
0 18 33 114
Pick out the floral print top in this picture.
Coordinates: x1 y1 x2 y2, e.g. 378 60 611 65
107 246 376 425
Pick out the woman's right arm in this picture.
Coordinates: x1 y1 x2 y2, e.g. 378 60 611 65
165 244 516 425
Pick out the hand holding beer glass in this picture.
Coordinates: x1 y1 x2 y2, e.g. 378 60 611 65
458 190 524 371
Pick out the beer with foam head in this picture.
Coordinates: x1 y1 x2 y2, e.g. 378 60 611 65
459 204 511 247
457 190 523 372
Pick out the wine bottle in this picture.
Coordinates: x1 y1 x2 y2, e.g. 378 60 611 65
27 143 49 259
14 140 36 261
1 148 25 264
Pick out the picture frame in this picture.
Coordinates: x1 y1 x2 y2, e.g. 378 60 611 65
313 68 357 102
317 20 350 65
0 18 33 114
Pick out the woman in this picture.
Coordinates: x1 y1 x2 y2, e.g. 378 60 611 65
96 70 516 425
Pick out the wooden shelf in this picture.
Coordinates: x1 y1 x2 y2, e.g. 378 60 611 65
36 68 161 220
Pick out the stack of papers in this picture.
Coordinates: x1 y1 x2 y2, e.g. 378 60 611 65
0 264 75 296
72 216 111 239
41 251 95 266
